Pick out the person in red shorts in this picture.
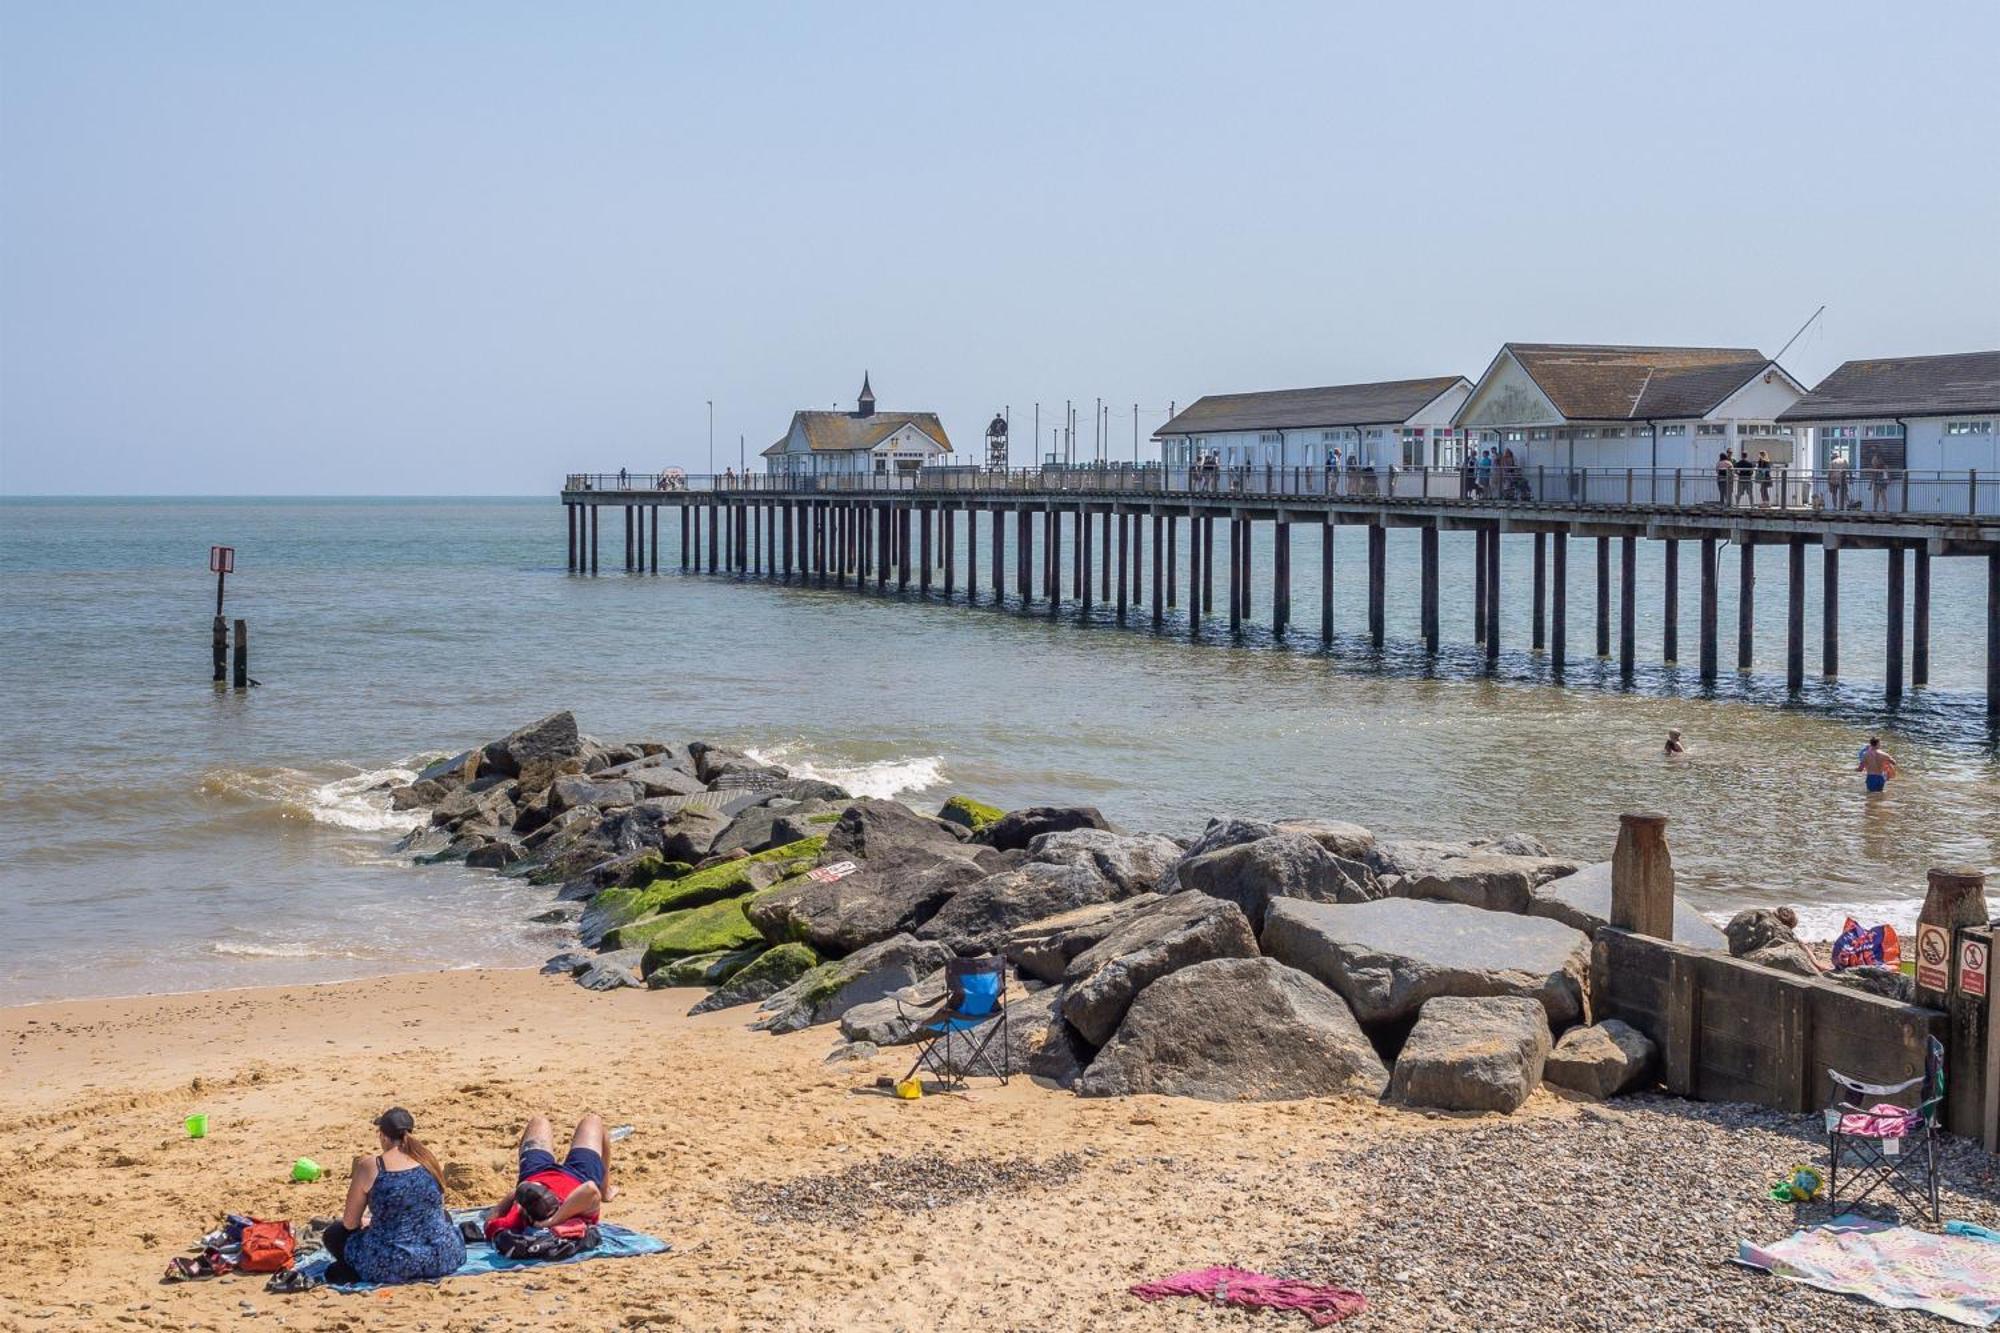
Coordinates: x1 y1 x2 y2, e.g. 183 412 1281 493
484 1112 616 1239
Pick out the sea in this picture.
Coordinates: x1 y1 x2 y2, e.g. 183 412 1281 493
0 496 1994 1006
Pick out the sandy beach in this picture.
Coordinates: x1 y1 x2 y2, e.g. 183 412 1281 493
1 966 1993 1333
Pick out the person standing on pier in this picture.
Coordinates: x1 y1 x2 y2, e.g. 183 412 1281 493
1827 453 1851 510
1755 450 1774 506
1857 737 1899 794
1733 450 1754 505
1715 450 1735 506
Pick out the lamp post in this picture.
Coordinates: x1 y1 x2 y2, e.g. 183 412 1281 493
707 400 714 478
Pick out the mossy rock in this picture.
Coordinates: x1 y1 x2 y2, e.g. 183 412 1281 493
631 898 766 970
695 942 818 1009
619 853 693 887
603 836 827 929
938 795 1003 833
646 946 763 988
805 812 841 825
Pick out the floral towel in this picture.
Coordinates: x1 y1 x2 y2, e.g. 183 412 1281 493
1840 1101 1920 1137
1131 1266 1366 1326
1737 1216 2000 1327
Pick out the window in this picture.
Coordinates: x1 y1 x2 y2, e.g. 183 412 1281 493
1364 428 1383 441
1697 423 1727 437
1661 425 1686 437
1530 428 1551 441
1503 429 1525 443
1259 432 1281 444
1401 431 1426 468
1319 430 1339 443
1601 427 1624 438
1946 420 1993 435
1864 423 1905 439
1577 428 1597 439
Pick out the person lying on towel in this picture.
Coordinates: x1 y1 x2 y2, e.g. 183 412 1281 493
483 1112 615 1258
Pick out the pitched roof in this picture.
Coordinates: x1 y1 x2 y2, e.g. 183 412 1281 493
1156 376 1467 436
1776 351 2000 422
760 410 951 457
1502 344 1773 420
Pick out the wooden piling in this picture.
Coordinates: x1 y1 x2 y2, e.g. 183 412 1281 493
1887 543 1906 700
1048 504 1061 611
1990 550 1999 717
1118 511 1131 620
1272 518 1289 635
1484 523 1501 663
232 619 248 690
963 507 975 600
1823 545 1840 677
707 499 719 572
1737 543 1755 671
1917 866 1989 1009
589 505 599 575
1473 527 1487 645
1914 545 1931 688
1131 505 1145 610
212 615 227 683
1663 539 1679 664
1420 523 1438 653
1619 535 1636 678
1367 523 1386 649
566 504 577 572
1550 531 1567 674
1595 535 1611 657
1532 531 1546 652
1152 511 1165 625
1167 513 1178 609
991 505 1003 601
624 505 633 571
919 506 932 593
1323 520 1337 645
1698 536 1718 681
1187 506 1202 638
943 506 956 597
1611 811 1674 940
1079 506 1092 609
651 506 659 574
1201 516 1214 615
1235 518 1248 620
1224 517 1238 633
1101 509 1112 595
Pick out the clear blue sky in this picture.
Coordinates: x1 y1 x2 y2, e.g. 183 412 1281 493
3 1 1997 494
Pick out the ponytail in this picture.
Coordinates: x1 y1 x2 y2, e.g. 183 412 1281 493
398 1134 447 1194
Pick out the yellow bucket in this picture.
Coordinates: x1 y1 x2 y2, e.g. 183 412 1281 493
893 1078 923 1100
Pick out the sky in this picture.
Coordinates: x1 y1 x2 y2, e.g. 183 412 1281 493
3 1 1998 495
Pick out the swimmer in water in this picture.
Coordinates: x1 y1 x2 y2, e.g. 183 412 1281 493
1664 729 1686 757
1857 736 1898 793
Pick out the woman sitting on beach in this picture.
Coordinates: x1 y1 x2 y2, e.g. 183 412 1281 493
321 1108 465 1285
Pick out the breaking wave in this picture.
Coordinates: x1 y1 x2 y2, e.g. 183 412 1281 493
745 746 947 800
200 764 423 834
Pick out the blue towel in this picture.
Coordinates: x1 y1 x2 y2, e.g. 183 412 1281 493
299 1209 669 1292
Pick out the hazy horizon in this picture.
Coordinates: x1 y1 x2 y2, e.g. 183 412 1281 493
4 1 1998 496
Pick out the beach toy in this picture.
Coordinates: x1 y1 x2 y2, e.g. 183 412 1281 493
291 1157 323 1183
184 1114 209 1139
893 1078 923 1101
1765 1164 1824 1203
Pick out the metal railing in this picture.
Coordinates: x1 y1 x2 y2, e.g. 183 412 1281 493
562 465 2000 519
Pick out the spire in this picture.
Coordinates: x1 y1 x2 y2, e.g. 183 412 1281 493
856 371 876 418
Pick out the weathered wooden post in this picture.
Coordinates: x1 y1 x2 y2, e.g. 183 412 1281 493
1913 545 1931 687
209 544 234 683
1325 520 1339 646
1920 866 1993 1139
1531 531 1546 652
1887 543 1906 700
1663 538 1679 664
1596 535 1611 657
1823 543 1840 677
1166 512 1178 609
1786 537 1806 692
1698 535 1718 681
1618 534 1636 678
232 618 248 690
1610 811 1674 940
1737 542 1755 671
1916 866 1988 1009
1420 522 1438 653
1367 523 1386 649
1473 526 1487 645
1484 522 1501 663
1550 530 1567 674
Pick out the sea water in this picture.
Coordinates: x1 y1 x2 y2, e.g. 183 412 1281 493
0 496 1994 1004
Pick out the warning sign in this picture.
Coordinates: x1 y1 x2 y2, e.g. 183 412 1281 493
1961 937 1989 999
1915 922 1951 993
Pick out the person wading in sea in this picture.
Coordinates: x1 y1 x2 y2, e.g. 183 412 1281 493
1664 729 1687 757
1857 736 1899 794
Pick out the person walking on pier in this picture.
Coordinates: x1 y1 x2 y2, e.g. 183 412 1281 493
1827 453 1851 511
618 467 628 488
1477 448 1495 499
1857 737 1899 794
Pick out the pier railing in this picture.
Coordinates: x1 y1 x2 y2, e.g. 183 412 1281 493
564 465 2000 519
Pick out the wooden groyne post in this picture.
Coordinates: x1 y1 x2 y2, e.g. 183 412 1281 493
1610 811 1674 940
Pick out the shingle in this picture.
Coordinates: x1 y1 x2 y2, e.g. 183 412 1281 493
1776 351 2000 422
1157 376 1467 436
1506 344 1771 421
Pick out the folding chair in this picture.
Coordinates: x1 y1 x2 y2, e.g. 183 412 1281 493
1824 1035 1945 1223
899 955 1010 1090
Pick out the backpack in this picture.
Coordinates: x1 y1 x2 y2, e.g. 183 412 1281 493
236 1219 297 1273
491 1223 600 1262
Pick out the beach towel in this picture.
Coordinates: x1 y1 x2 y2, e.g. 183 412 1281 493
1838 1101 1922 1138
1736 1215 2000 1327
297 1209 668 1293
1130 1266 1366 1326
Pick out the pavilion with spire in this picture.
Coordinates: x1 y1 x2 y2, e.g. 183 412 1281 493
761 373 952 479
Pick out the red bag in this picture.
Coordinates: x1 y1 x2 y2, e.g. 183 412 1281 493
236 1219 296 1273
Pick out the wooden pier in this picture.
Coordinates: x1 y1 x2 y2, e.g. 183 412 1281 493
560 468 2000 717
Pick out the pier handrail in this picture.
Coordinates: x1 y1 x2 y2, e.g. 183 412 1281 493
563 464 2000 520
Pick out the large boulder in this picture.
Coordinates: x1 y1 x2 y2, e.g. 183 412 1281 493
1388 995 1552 1113
1026 829 1183 895
1078 957 1389 1102
1543 1019 1656 1099
1273 819 1376 862
753 934 956 1035
1389 852 1579 915
1176 832 1376 932
744 800 1002 953
598 801 733 863
1004 896 1162 983
573 948 645 992
1179 817 1281 862
916 862 1119 955
416 748 482 787
689 942 819 1015
548 774 640 816
430 777 515 829
836 970 948 1047
617 765 709 800
933 983 1092 1088
709 799 842 858
1525 862 1729 950
1260 897 1591 1030
482 711 584 779
978 806 1112 853
1061 894 1260 1047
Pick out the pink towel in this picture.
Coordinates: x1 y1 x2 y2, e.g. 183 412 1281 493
1839 1102 1919 1137
1131 1266 1366 1326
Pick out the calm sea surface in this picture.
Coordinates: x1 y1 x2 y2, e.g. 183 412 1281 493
0 496 1994 1005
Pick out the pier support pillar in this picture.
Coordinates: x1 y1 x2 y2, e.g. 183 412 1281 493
1225 517 1238 634
566 504 577 572
1787 537 1806 693
919 506 932 593
1367 523 1386 649
775 503 786 575
589 505 599 575
1914 545 1930 688
682 504 691 570
1699 536 1718 683
1420 523 1439 653
1131 506 1145 611
1532 532 1546 652
1887 543 1906 701
1484 523 1501 664
1101 510 1112 595
1473 527 1487 644
1072 506 1083 600
990 506 1002 601
1822 545 1840 677
1596 535 1611 657
1272 518 1289 635
1663 539 1679 664
1017 508 1032 606
963 508 974 600
1619 535 1636 679
1324 521 1338 645
1167 514 1178 609
1119 512 1131 621
624 505 633 571
708 499 719 572
1201 516 1215 615
1187 507 1202 639
1080 507 1093 609
1550 531 1567 674
1989 550 1999 717
1737 543 1755 671
1152 511 1165 625
1047 505 1061 611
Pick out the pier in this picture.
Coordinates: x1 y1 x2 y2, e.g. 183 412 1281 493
559 467 2000 717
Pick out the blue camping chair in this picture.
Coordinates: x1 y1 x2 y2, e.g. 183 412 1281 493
1824 1035 1945 1223
899 955 1010 1090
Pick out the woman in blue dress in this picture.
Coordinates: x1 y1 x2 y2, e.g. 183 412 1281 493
321 1108 465 1285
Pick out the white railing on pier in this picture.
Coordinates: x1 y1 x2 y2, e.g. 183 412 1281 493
561 465 2000 520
